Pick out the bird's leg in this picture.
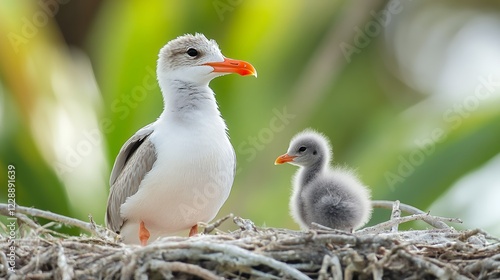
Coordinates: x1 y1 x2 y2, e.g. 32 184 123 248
189 224 198 237
139 221 150 246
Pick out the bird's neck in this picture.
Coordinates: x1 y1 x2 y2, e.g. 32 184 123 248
298 161 325 187
159 78 221 121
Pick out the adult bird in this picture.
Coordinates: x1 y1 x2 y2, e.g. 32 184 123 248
275 129 372 232
106 33 256 245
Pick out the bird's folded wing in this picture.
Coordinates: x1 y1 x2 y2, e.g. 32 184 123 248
106 123 156 232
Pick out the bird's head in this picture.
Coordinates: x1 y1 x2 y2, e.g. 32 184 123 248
157 33 257 86
275 129 332 168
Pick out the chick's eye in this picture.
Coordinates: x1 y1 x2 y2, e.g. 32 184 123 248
186 48 199 57
298 146 307 153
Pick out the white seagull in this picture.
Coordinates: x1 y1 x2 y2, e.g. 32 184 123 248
106 33 257 245
275 129 372 231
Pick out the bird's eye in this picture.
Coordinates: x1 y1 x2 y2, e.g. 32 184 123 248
186 48 198 57
298 146 307 153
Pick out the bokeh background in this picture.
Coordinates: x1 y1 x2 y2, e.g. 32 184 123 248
1 0 499 236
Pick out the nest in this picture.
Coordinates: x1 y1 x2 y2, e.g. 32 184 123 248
1 203 500 280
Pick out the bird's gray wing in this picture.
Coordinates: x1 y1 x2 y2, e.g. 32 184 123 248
106 124 156 233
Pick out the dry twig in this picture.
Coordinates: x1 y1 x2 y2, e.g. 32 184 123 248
1 203 498 279
372 200 451 229
390 200 401 232
0 203 116 240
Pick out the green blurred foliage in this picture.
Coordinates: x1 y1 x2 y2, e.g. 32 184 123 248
1 0 499 236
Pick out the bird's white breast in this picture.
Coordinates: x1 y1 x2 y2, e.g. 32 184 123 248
120 115 235 235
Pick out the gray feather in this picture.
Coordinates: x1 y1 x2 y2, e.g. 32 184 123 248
285 129 372 231
302 178 358 231
106 124 156 233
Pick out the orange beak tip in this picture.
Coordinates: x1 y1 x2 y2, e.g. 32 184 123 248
205 57 257 77
275 154 295 165
246 67 257 78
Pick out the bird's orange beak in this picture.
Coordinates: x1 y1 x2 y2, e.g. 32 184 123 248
204 57 257 77
274 153 297 165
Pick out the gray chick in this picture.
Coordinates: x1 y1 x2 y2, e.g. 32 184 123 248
275 129 372 231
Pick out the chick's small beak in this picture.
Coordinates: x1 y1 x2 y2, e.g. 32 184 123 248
204 57 257 77
274 153 297 165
